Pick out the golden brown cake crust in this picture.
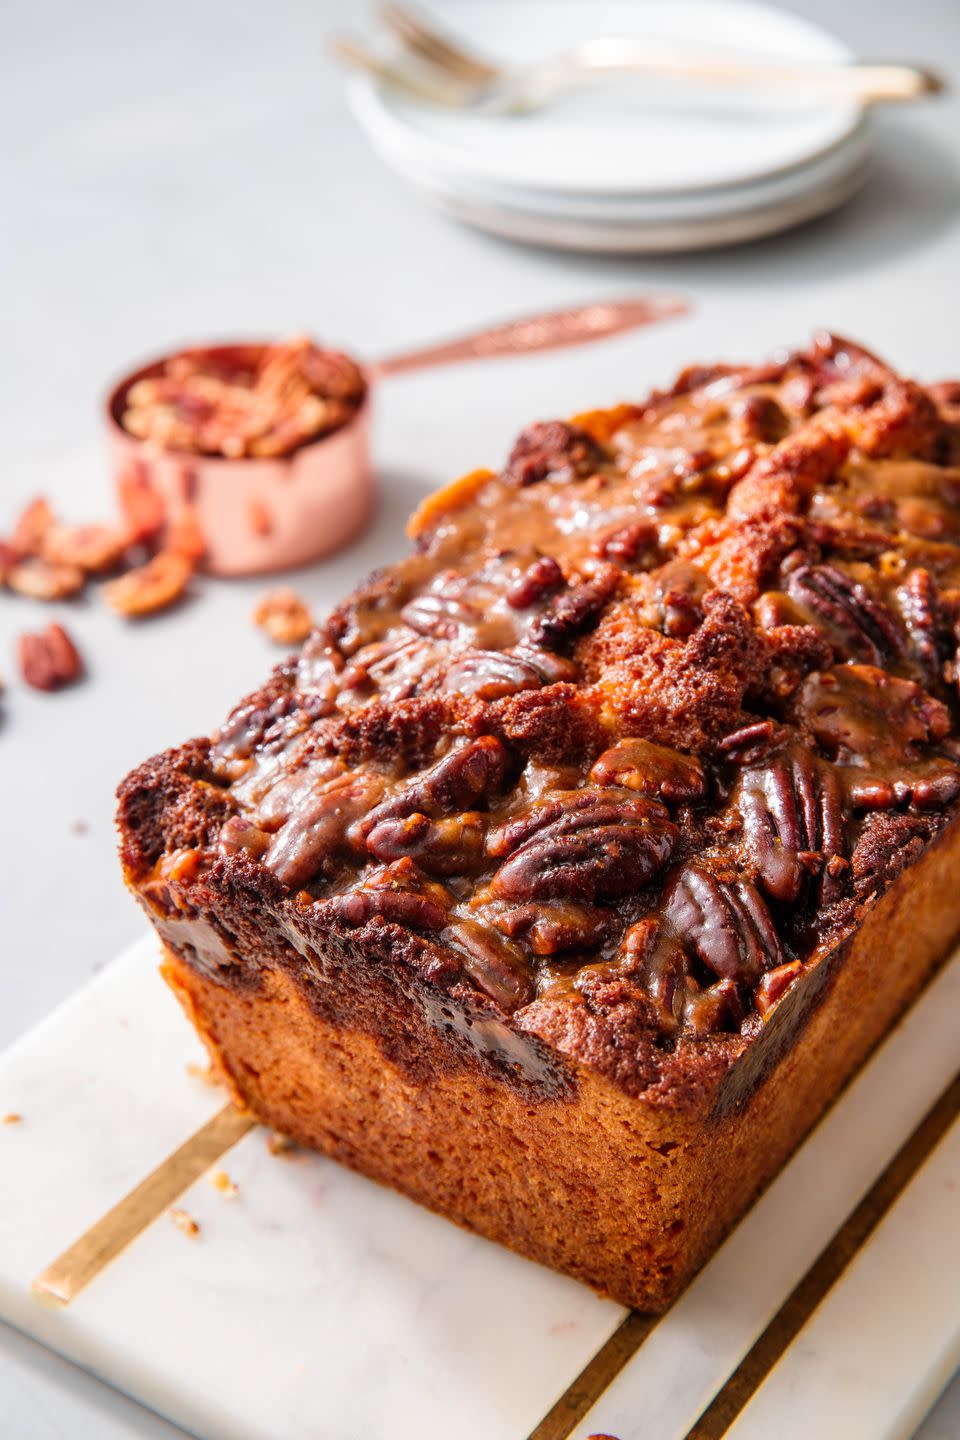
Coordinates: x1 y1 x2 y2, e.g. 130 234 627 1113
118 336 960 1306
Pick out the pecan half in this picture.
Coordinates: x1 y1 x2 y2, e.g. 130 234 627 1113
491 899 613 955
102 551 192 617
360 737 508 834
488 789 677 903
661 864 783 986
18 622 84 691
589 737 707 804
266 772 386 888
365 810 487 875
428 649 546 700
796 664 951 760
733 744 846 903
503 420 601 488
327 887 447 931
592 519 658 566
896 568 943 690
786 563 901 664
443 918 533 1010
506 555 564 609
528 566 619 652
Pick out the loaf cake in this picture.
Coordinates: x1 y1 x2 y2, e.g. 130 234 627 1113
117 335 960 1311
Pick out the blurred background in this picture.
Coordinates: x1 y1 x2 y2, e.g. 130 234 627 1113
1 0 958 1434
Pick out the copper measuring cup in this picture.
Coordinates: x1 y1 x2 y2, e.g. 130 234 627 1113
105 295 686 577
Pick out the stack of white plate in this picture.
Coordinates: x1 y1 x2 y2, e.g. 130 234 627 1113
347 0 871 254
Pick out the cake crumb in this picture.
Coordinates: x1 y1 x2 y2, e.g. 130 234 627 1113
169 1207 200 1237
71 818 89 835
266 1131 298 1158
209 1169 238 1198
186 1060 219 1086
3 1113 22 1125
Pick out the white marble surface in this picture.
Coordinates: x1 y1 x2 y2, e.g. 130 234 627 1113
0 935 956 1440
2 0 960 1433
0 939 625 1440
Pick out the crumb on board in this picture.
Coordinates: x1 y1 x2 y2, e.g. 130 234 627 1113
186 1059 220 1086
3 1113 23 1125
266 1131 298 1158
71 818 89 835
209 1169 238 1198
169 1207 200 1238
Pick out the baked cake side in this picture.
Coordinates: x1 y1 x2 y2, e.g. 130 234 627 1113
118 336 960 1309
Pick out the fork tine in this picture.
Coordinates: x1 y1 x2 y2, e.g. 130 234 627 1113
330 36 472 107
379 3 499 85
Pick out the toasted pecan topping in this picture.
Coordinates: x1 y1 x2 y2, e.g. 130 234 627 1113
132 336 960 1081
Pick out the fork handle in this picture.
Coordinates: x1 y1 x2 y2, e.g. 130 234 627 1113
521 40 942 106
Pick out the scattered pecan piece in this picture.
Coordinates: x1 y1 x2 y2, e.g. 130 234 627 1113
253 588 315 646
166 506 207 562
10 496 54 556
102 551 192 617
43 523 128 574
18 622 84 691
6 557 85 600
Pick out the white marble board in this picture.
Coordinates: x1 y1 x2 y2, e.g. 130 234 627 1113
0 934 957 1440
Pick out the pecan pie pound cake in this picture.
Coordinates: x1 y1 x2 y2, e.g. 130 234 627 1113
117 335 960 1311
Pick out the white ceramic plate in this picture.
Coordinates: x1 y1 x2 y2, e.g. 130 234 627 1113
348 0 862 196
363 115 871 222
377 144 870 253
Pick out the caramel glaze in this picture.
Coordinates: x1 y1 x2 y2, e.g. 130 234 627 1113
122 336 960 1100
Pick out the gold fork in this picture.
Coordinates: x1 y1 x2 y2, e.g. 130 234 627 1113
353 2 943 112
